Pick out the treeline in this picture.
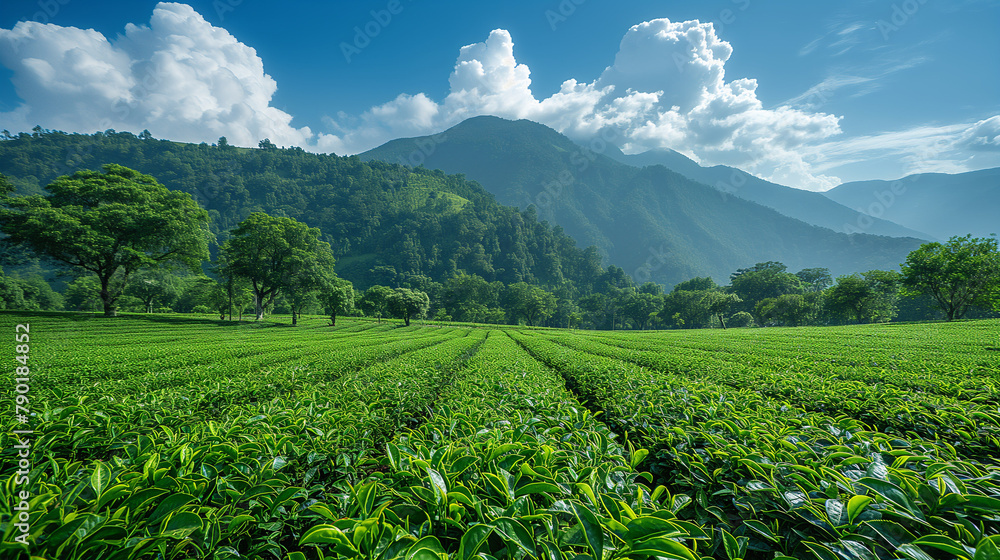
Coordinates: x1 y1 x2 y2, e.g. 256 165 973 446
0 130 996 328
0 128 606 291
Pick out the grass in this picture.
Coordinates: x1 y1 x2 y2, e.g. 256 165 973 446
1 312 998 559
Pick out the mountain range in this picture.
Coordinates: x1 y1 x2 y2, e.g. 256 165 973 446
361 116 926 285
825 168 1000 241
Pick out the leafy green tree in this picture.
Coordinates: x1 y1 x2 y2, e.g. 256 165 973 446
796 268 833 292
661 289 712 329
620 290 662 330
825 275 870 324
900 235 1000 321
388 288 430 326
359 285 394 323
284 247 335 326
729 262 803 322
702 291 742 329
503 282 557 326
221 212 334 321
321 277 355 326
175 276 218 313
64 275 103 312
0 164 210 316
757 294 811 326
124 268 184 313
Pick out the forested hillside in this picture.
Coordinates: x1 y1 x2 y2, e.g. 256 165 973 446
0 129 605 291
361 116 927 285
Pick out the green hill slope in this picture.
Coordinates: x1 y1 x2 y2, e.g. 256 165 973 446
0 130 606 291
361 116 926 285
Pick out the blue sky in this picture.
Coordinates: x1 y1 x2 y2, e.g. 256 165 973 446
0 0 998 190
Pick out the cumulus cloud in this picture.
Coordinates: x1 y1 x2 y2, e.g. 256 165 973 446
321 20 846 190
1 5 994 190
0 2 311 147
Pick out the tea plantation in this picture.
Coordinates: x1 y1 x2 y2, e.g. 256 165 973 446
2 313 999 560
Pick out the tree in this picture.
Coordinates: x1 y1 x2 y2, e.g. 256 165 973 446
359 285 394 323
503 282 557 326
796 268 833 292
702 291 742 329
620 291 661 330
284 247 335 326
124 268 184 313
900 235 1000 321
321 277 355 326
388 288 430 326
825 275 870 324
757 294 811 326
221 213 334 321
0 165 210 316
729 262 803 321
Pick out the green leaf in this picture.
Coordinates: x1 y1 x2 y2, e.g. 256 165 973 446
569 502 605 560
847 495 873 525
912 535 973 559
491 517 536 555
147 493 197 526
515 482 562 498
90 462 112 496
742 520 778 543
161 512 202 539
427 468 448 504
629 537 700 560
975 536 1000 560
630 448 649 469
406 536 445 560
300 524 358 556
722 529 742 560
826 499 846 527
457 524 493 560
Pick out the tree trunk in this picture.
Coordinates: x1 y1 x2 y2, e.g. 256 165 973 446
718 314 727 329
255 292 264 321
330 311 337 326
100 277 117 317
292 309 298 326
404 315 410 326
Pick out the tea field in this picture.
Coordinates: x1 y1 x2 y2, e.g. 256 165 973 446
2 312 999 560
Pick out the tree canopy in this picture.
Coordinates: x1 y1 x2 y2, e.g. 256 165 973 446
221 212 335 321
900 235 1000 321
0 164 210 316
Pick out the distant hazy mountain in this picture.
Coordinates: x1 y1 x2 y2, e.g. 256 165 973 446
361 116 924 286
825 168 1000 241
606 147 929 239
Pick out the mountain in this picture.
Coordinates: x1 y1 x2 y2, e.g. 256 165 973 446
604 147 930 239
361 116 925 285
0 130 608 292
825 168 1000 241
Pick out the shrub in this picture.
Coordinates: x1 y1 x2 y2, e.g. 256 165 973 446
729 311 755 327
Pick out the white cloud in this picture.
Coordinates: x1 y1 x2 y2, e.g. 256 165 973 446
0 2 312 147
323 19 846 190
804 117 1000 179
0 6 993 192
